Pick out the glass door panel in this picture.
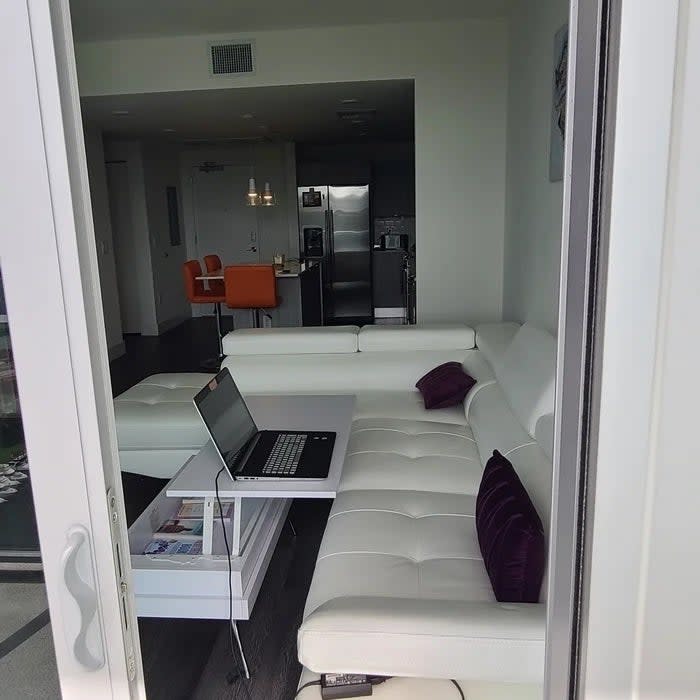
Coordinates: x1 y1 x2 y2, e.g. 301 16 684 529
0 273 61 697
0 275 39 565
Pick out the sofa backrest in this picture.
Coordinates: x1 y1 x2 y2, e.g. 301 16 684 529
491 323 557 439
358 324 475 352
221 323 478 394
471 322 556 602
222 349 480 394
223 325 360 355
474 322 521 366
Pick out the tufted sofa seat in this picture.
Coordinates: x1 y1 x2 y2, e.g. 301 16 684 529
295 324 554 690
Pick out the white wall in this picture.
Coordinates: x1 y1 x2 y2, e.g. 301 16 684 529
83 125 124 357
103 139 190 334
141 141 190 331
503 0 568 334
104 139 159 335
75 18 508 323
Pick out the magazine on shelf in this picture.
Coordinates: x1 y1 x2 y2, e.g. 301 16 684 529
155 518 204 539
143 538 203 555
176 500 234 519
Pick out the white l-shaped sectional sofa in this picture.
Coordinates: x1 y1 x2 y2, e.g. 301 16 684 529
114 322 556 700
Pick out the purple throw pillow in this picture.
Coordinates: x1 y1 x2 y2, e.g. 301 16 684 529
475 450 545 603
415 362 476 409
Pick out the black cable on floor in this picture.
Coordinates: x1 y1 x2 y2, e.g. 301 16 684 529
294 679 321 697
451 679 465 699
215 465 251 699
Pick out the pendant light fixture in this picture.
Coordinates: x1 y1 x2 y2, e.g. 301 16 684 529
261 181 275 207
245 177 276 207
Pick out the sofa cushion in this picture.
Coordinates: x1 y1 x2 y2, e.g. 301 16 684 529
354 391 468 426
114 373 212 451
493 324 556 437
298 598 545 684
304 489 489 619
358 324 475 352
222 325 359 355
339 418 482 494
416 362 476 409
299 489 546 682
476 452 545 604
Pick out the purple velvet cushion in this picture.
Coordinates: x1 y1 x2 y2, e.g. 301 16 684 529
415 362 476 409
475 450 545 603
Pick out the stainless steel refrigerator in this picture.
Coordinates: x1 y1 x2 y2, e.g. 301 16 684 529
298 185 372 324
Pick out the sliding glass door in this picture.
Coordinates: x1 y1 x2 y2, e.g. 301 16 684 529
0 0 144 697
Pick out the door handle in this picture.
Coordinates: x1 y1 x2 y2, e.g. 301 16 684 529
61 526 105 671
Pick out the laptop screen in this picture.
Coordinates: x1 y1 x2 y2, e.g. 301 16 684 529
193 369 258 470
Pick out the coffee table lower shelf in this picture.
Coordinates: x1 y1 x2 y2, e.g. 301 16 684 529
128 479 290 620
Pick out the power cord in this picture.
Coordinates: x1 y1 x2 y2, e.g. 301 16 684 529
293 676 464 698
294 680 321 697
215 465 251 696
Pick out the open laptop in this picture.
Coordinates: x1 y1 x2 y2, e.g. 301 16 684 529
193 368 335 481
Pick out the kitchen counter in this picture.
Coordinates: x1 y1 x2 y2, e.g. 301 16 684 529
274 260 317 278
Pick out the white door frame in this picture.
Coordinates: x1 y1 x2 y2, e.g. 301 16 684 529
0 1 143 697
547 0 686 697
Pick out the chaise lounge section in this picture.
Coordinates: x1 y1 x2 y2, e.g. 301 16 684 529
113 321 555 698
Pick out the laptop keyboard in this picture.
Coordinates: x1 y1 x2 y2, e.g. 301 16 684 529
262 434 307 476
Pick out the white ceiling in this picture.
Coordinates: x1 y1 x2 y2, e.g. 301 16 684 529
69 0 507 42
81 80 415 144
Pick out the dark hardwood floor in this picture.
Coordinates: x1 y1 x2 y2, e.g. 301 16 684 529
110 316 233 396
114 318 328 700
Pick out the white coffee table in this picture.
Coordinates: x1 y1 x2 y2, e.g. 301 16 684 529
127 394 355 679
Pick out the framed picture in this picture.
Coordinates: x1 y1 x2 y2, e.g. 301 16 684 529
549 23 569 182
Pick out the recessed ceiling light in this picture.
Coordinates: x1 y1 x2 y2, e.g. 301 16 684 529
341 98 359 104
112 109 130 116
241 113 254 119
163 128 176 133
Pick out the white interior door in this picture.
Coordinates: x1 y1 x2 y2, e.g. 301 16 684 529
193 165 260 267
0 1 144 698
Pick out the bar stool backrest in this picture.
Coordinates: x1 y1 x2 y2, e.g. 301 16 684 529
224 265 277 309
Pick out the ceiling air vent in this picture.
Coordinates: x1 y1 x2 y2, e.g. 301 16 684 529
209 41 255 76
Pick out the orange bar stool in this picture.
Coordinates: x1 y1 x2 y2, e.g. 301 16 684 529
182 260 226 365
224 264 279 328
203 254 225 296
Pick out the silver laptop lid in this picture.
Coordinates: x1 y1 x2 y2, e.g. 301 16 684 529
193 368 257 470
